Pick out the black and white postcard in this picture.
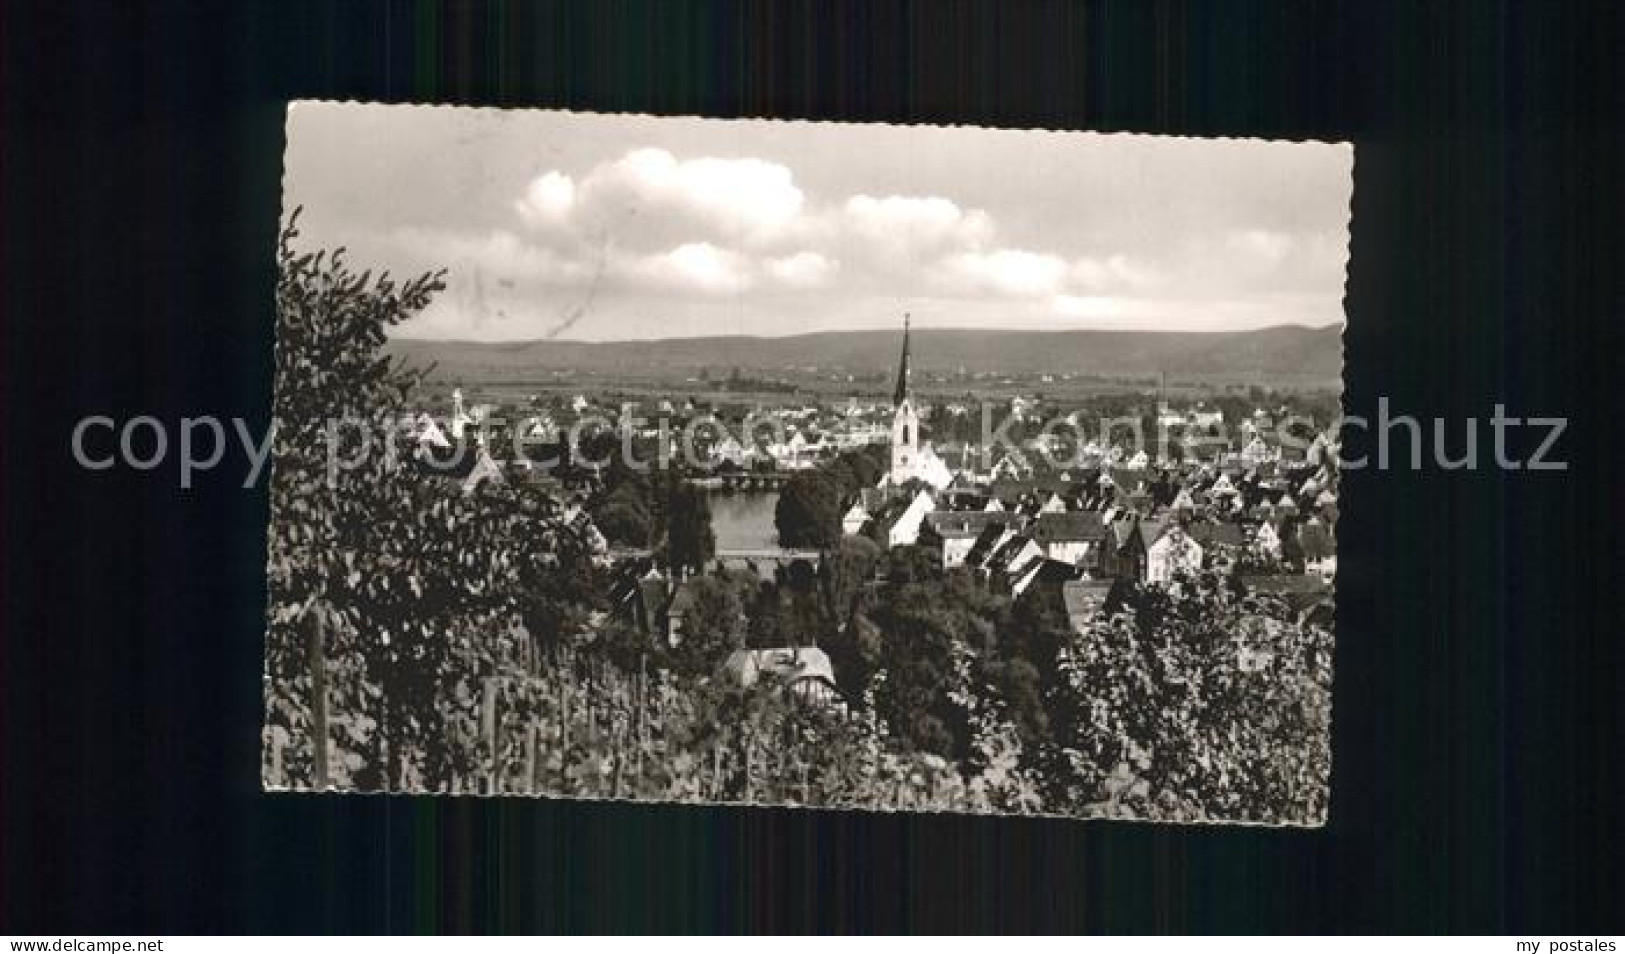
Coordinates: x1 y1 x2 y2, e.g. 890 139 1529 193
265 102 1349 826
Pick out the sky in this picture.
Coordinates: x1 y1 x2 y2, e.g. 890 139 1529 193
282 102 1352 341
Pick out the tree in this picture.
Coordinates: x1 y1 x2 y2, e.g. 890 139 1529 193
518 541 605 653
981 656 1047 748
990 587 1073 749
1050 571 1332 823
667 574 747 675
881 544 939 587
819 534 881 625
594 495 652 546
593 482 653 546
865 595 968 760
745 585 786 649
833 446 885 495
265 212 572 791
855 560 1006 761
778 559 826 648
666 482 716 574
775 470 842 548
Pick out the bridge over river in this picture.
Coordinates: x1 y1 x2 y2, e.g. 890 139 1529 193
687 471 794 492
606 547 824 583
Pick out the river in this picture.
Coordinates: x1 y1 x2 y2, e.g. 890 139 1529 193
706 490 781 552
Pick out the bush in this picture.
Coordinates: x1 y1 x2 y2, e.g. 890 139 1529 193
1050 572 1333 824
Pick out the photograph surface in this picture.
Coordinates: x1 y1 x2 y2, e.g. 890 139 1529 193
264 102 1349 825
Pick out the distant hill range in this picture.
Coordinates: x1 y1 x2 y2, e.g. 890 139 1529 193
385 324 1343 386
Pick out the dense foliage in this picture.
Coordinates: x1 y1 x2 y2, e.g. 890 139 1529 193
665 481 716 572
774 470 843 548
264 214 583 790
1050 573 1334 824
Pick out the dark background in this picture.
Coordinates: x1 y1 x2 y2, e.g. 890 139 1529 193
3 0 1620 934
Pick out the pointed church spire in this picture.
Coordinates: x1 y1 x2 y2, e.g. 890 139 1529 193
893 313 911 406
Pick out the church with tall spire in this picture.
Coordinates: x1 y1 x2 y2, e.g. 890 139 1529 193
889 314 920 484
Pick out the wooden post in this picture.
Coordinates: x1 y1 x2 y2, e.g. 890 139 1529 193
481 676 499 795
559 681 572 788
611 722 624 798
635 664 648 787
308 604 329 790
269 731 285 788
525 721 538 795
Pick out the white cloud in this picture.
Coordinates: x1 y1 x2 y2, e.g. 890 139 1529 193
841 194 994 259
515 171 575 227
567 148 806 247
939 248 1067 297
510 155 1040 305
629 242 753 294
765 251 836 288
505 158 1031 302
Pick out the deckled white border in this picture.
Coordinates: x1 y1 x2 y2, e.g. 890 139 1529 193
266 100 1354 831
